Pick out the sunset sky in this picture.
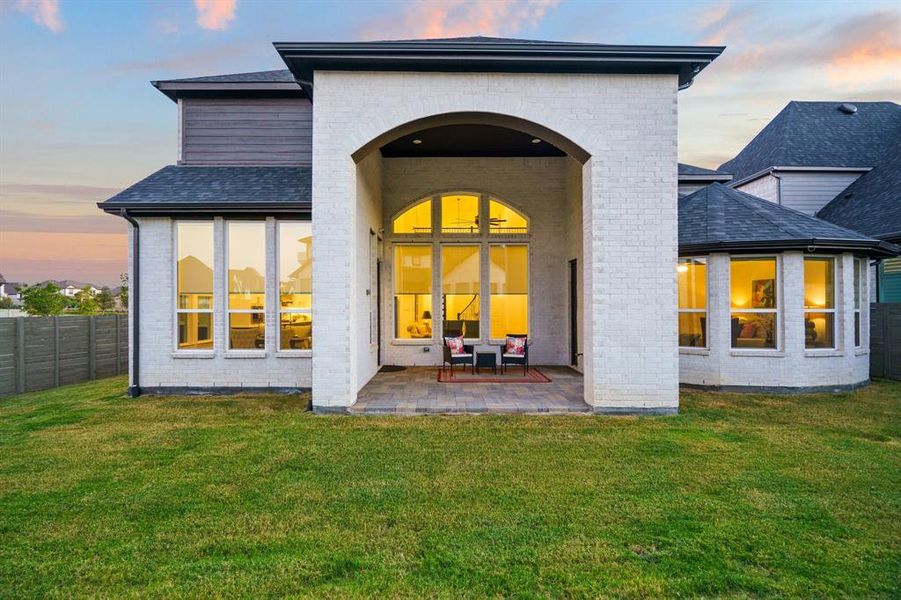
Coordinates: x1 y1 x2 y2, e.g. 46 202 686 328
1 0 898 287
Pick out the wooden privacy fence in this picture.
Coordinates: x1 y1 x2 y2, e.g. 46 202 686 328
870 303 901 381
0 315 128 397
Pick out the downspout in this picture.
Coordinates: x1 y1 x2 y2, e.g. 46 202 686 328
119 209 140 397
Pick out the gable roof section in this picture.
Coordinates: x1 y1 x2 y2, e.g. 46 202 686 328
678 162 732 182
98 166 311 215
817 143 901 242
719 101 901 182
275 36 724 98
679 183 898 257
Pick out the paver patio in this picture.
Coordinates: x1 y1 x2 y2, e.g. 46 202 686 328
350 366 589 414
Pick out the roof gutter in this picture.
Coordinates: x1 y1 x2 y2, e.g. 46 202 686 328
730 166 873 189
118 209 140 398
679 238 900 258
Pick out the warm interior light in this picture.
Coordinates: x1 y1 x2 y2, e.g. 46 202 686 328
677 264 689 273
412 139 422 144
531 138 541 144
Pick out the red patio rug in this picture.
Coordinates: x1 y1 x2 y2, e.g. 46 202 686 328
437 367 551 383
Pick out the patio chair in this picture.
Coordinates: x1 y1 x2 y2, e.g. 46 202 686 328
501 333 529 375
442 336 473 377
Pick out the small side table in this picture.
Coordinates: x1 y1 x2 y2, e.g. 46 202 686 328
475 351 497 375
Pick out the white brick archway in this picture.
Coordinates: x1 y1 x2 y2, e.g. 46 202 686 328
311 71 680 413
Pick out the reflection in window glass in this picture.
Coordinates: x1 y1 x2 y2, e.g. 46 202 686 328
490 245 528 338
393 198 431 234
804 257 835 349
488 199 528 234
442 245 480 337
279 222 312 350
176 222 214 350
730 257 778 349
854 258 864 347
677 257 707 347
228 222 266 350
394 246 432 339
441 194 480 234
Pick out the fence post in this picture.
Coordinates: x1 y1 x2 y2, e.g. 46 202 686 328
115 314 121 375
16 317 25 394
53 316 60 388
89 317 97 380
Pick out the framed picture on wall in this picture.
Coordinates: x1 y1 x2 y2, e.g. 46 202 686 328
752 279 775 309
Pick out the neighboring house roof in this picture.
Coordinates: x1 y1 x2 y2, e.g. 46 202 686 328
719 101 901 182
98 166 312 215
817 143 901 243
678 183 898 257
678 163 732 182
275 36 724 98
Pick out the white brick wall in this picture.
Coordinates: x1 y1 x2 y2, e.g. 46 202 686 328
133 217 312 390
679 252 869 389
735 174 779 203
312 70 680 410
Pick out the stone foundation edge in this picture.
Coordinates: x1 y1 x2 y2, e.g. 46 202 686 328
593 406 679 416
679 380 870 394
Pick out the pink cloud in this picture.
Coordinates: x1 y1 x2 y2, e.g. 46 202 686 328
361 0 560 40
194 0 236 31
15 0 63 32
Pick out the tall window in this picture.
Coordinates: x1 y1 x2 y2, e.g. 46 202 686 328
490 245 528 338
731 257 778 349
278 222 312 350
442 245 480 337
393 198 431 234
394 245 432 339
227 222 266 350
441 194 479 234
176 222 214 350
488 199 528 234
854 258 864 347
677 257 707 348
804 257 835 349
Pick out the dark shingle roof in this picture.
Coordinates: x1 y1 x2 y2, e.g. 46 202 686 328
719 101 901 181
679 183 898 256
383 36 587 45
155 69 295 84
817 143 901 242
678 163 732 180
99 166 311 213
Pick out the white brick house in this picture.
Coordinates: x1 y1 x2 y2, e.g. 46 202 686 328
99 37 897 413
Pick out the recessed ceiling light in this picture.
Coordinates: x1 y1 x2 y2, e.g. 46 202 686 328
412 139 422 144
531 138 541 144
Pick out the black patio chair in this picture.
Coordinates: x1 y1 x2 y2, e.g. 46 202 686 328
501 333 529 375
442 338 473 377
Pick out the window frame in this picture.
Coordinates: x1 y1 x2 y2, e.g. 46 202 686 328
803 255 837 351
276 221 312 354
677 256 708 350
729 255 781 351
392 243 434 343
488 243 530 341
225 220 267 353
173 220 215 353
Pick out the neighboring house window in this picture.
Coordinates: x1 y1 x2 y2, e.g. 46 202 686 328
730 257 778 349
854 258 863 347
488 199 528 234
442 245 480 338
677 257 707 348
441 193 480 234
489 244 529 338
175 222 214 350
278 222 312 351
394 245 432 339
393 198 431 234
227 222 266 350
804 257 835 349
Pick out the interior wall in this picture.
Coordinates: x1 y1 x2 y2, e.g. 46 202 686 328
564 157 584 372
355 152 383 392
381 156 569 366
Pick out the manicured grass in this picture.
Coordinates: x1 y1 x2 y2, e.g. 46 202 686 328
1 378 899 598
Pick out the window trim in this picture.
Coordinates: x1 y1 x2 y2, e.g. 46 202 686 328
729 255 781 351
488 243 530 341
677 256 708 350
854 257 864 349
225 220 267 353
276 221 313 353
173 220 215 353
803 255 837 351
392 242 434 343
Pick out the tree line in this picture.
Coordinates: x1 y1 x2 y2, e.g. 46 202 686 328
0 274 128 316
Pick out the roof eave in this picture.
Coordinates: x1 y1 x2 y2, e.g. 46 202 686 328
679 238 900 258
99 201 312 216
151 81 304 102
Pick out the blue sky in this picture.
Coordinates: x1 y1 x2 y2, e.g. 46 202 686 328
1 0 899 286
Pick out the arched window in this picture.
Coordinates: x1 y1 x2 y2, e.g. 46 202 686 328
488 198 528 234
393 198 432 234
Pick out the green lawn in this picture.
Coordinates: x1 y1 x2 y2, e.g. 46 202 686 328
1 377 899 598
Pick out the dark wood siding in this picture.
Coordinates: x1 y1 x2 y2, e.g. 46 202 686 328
182 98 312 165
